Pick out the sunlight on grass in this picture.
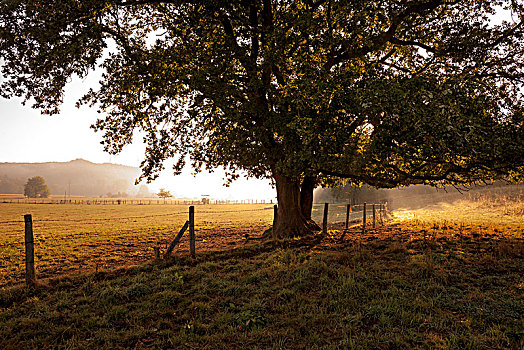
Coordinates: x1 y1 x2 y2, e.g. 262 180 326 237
391 197 524 239
390 209 416 222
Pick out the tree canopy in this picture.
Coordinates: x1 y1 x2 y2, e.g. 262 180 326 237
2 0 524 237
24 176 50 198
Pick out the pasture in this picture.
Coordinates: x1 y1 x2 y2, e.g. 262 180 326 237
0 201 381 287
0 199 522 348
0 202 276 287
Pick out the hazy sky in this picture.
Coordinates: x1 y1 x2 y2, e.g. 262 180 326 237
0 73 274 200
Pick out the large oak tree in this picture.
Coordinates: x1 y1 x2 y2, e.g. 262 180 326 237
2 0 524 238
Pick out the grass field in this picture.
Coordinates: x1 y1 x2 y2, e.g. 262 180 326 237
0 203 274 287
393 197 524 237
0 201 383 287
0 199 522 348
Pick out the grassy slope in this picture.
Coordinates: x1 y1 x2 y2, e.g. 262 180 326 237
0 223 522 349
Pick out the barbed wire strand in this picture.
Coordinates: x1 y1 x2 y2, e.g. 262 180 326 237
1 205 378 225
0 207 272 225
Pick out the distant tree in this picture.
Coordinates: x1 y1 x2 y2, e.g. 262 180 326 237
136 185 151 198
156 188 173 203
24 176 50 198
107 191 129 198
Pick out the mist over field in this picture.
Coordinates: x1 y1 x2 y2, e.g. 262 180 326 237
3 158 522 208
314 182 524 209
0 159 144 197
0 159 276 201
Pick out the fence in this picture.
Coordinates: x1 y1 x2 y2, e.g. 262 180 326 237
0 198 275 205
0 204 275 287
311 202 387 230
1 201 388 287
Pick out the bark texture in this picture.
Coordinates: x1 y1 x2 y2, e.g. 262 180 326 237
267 171 320 239
300 175 316 220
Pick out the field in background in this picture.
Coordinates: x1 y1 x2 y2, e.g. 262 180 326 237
0 195 273 205
0 203 273 286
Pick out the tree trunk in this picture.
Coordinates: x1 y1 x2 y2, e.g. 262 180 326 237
300 175 316 220
269 171 320 239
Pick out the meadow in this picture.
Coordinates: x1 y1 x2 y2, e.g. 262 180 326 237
0 198 522 349
0 202 275 287
0 201 382 287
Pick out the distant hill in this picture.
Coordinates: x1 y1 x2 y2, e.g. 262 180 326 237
0 159 146 197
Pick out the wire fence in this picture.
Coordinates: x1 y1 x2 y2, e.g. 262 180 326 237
0 203 382 237
0 204 277 287
311 202 387 226
0 212 189 225
0 208 275 226
0 203 381 233
0 198 275 205
0 220 23 225
0 202 388 287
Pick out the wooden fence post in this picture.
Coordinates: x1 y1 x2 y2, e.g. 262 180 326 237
345 204 351 230
164 221 189 257
373 204 376 229
189 206 195 258
272 205 278 239
24 214 36 288
322 203 329 234
362 203 367 233
153 247 160 259
339 203 352 241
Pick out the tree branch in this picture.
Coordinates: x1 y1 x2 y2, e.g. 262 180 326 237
390 37 436 53
324 0 448 70
218 12 253 74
